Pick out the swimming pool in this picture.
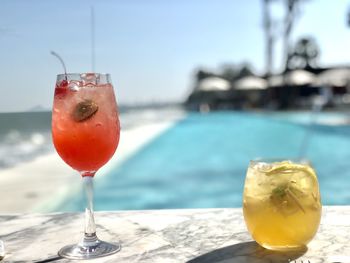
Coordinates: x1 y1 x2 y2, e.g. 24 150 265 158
58 111 350 211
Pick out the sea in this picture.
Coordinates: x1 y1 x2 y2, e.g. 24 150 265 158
0 106 184 170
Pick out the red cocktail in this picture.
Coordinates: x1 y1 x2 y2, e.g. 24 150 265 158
52 73 121 259
52 74 120 173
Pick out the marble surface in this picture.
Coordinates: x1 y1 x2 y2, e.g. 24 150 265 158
0 206 349 262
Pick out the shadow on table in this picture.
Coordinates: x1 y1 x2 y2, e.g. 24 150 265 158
187 241 307 263
32 255 63 263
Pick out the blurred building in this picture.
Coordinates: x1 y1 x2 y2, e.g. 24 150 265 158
185 66 350 111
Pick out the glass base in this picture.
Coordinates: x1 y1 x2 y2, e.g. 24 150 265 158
261 243 307 252
58 239 121 260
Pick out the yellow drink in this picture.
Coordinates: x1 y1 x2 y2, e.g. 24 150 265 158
243 160 321 251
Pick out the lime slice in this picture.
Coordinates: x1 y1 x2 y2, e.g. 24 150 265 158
266 162 316 180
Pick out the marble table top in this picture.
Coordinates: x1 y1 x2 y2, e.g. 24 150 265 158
0 206 349 262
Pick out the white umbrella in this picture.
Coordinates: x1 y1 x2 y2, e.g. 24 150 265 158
268 70 315 87
285 70 316 86
234 76 268 90
196 77 231 91
315 68 350 87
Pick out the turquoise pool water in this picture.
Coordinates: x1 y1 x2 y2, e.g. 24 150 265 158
59 111 350 211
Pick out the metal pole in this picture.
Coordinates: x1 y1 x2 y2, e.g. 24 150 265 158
91 6 95 72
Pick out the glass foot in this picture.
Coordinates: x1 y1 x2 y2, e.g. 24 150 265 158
58 239 121 260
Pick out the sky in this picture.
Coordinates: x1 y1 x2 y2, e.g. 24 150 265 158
0 0 350 112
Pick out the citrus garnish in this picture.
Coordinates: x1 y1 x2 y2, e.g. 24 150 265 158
266 162 316 179
266 162 314 215
73 100 98 122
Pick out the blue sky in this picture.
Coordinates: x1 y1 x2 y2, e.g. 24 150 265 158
0 0 349 112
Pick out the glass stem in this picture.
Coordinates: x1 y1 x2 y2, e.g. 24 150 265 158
82 175 98 244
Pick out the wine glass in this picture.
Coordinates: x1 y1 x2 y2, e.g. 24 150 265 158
243 159 321 251
52 73 121 259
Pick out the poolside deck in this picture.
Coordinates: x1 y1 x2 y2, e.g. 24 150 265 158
1 206 349 262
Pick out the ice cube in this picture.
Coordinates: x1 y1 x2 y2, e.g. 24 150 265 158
81 73 100 85
254 162 272 172
68 81 81 91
